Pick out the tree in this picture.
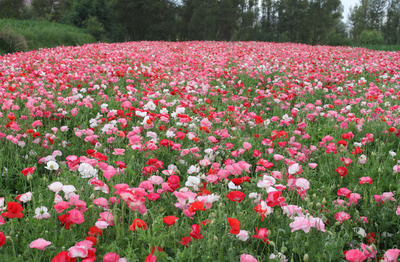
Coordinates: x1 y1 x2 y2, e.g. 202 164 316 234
66 0 115 41
383 0 400 44
31 0 56 19
0 0 24 19
368 0 387 30
348 0 369 43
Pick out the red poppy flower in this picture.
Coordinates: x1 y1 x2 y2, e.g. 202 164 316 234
85 236 97 246
266 191 284 207
129 219 147 231
86 149 96 155
336 166 348 177
231 178 245 186
21 167 35 177
228 217 240 235
88 226 103 236
187 201 206 213
226 191 245 203
163 216 178 227
2 202 24 218
201 220 211 226
252 227 269 244
51 251 77 262
388 127 396 132
189 224 203 239
0 231 6 247
57 214 74 230
351 147 363 155
145 193 160 201
337 140 347 147
94 152 107 161
179 236 192 248
48 137 55 145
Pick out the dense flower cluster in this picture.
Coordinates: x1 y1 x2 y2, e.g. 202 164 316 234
0 42 399 261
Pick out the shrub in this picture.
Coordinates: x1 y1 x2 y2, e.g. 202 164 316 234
359 30 384 45
0 27 27 54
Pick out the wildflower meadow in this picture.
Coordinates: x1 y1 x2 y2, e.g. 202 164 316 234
0 41 400 262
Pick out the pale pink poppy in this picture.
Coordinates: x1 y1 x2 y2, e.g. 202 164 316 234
240 254 258 262
30 238 51 250
289 216 311 233
68 246 88 258
243 142 252 150
236 230 249 241
273 154 285 161
383 249 400 262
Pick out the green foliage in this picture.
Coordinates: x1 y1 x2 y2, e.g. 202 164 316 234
0 19 95 55
359 29 384 45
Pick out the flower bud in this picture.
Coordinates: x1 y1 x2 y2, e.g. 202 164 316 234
322 198 327 205
316 202 321 209
90 194 95 200
303 254 309 262
214 236 218 242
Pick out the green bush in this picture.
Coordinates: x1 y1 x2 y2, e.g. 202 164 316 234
359 29 384 45
0 27 28 54
324 29 351 46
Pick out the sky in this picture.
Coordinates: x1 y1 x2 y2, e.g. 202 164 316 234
342 0 360 22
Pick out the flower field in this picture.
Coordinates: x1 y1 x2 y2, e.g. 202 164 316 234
0 41 400 262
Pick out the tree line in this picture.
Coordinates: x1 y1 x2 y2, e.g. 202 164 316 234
0 0 399 45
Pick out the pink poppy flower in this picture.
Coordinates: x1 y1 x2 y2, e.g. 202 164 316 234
308 163 317 169
345 249 366 262
112 148 125 155
240 254 258 262
30 238 51 250
68 209 85 224
334 211 351 224
360 243 376 260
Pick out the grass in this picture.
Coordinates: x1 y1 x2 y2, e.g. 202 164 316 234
0 19 95 55
352 44 400 51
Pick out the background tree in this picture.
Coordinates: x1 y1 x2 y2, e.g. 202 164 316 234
31 0 56 20
0 0 24 19
66 0 115 41
383 0 400 44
